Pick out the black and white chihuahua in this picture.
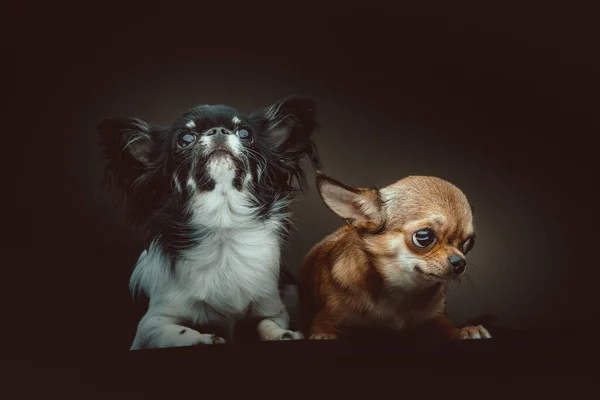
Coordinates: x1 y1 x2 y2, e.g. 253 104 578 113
98 95 320 349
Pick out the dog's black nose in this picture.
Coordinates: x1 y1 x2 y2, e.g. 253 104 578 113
207 127 233 136
448 255 466 274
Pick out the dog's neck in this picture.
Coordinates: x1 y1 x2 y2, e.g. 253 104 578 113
188 187 255 229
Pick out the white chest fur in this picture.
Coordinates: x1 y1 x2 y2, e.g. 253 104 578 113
131 160 284 326
179 184 283 314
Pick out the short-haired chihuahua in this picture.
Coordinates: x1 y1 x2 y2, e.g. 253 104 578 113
299 172 491 341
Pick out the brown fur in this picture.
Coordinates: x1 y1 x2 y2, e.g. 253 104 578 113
298 172 491 341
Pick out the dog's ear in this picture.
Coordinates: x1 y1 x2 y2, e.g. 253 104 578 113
98 117 164 188
316 171 384 231
250 95 321 190
98 117 161 168
98 117 167 223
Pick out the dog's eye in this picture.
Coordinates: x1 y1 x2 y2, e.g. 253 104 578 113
412 228 436 248
178 132 196 148
462 236 475 254
237 129 252 140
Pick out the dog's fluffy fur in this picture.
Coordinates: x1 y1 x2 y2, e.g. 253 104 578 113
99 95 320 349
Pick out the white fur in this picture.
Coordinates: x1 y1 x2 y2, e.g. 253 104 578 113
129 156 301 349
185 120 196 128
377 234 451 289
172 174 182 192
382 236 423 289
186 177 196 191
198 128 243 157
232 116 241 125
205 157 236 185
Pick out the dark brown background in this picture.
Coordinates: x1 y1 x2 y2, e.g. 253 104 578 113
4 2 598 350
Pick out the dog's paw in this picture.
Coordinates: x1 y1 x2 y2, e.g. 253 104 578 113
309 333 338 340
176 329 227 346
197 333 227 345
457 325 492 340
279 330 304 340
261 329 304 341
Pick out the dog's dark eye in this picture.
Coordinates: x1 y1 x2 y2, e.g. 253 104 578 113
237 129 251 140
462 236 475 254
412 228 436 248
178 132 196 148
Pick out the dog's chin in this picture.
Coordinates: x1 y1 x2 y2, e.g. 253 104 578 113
413 266 454 282
208 149 234 159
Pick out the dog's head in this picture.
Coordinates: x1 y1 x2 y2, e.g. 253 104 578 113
316 173 475 287
98 95 320 224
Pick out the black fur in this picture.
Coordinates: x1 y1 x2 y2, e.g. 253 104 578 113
98 95 320 267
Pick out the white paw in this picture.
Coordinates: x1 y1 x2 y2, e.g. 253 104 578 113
458 325 492 339
261 329 304 341
176 329 227 346
279 330 304 341
196 333 227 345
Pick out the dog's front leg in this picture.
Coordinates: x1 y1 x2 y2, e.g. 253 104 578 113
250 292 304 341
130 313 226 350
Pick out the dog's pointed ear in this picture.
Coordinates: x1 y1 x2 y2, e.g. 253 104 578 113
261 95 317 148
97 116 166 195
316 171 384 231
98 117 160 168
250 95 321 190
97 116 167 225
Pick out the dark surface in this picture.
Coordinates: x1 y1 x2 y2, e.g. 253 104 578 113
4 331 598 398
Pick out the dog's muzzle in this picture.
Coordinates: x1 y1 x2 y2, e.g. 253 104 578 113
206 127 235 155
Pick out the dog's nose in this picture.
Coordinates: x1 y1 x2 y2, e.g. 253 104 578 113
206 127 233 136
448 255 466 274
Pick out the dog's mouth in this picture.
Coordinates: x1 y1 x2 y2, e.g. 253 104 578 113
414 266 453 281
208 149 234 158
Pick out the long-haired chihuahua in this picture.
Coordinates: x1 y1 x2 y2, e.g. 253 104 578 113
99 95 320 349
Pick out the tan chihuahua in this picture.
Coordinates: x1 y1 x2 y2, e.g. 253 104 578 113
299 172 491 341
